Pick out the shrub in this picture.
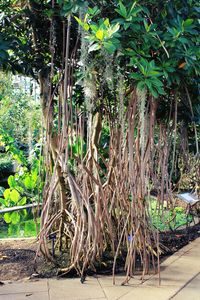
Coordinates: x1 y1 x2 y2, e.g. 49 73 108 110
0 157 13 177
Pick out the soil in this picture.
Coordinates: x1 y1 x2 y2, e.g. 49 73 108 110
1 222 200 282
0 239 44 281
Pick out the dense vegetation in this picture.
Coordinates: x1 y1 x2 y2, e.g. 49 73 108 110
0 0 199 283
0 72 42 227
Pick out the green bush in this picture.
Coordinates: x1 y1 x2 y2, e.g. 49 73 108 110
0 157 13 176
149 201 192 231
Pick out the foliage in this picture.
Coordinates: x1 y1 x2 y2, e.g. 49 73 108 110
0 131 42 224
0 144 41 190
0 167 42 224
0 156 13 176
150 201 192 231
75 15 120 53
75 0 200 99
0 68 42 225
0 72 41 148
0 218 39 238
0 1 199 101
0 133 27 165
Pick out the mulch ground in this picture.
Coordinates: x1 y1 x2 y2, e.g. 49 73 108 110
1 223 200 282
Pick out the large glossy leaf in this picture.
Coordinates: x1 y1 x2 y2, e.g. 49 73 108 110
3 189 10 200
23 176 34 190
10 211 20 224
10 189 20 202
4 212 12 223
8 175 17 188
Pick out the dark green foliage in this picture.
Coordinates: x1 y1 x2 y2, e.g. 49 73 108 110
0 157 13 176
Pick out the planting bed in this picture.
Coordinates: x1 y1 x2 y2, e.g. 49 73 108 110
1 222 200 282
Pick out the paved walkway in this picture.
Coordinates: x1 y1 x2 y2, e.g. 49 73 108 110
0 238 200 300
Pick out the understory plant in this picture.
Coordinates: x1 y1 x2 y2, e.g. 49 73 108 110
0 71 42 225
0 133 43 225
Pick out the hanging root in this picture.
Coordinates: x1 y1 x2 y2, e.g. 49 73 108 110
38 17 163 282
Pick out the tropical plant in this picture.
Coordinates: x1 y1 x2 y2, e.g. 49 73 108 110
0 131 43 225
0 0 199 284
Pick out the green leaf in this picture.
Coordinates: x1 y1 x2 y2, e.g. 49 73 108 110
4 212 12 223
104 18 110 27
137 81 146 91
0 197 6 206
129 73 142 80
73 14 89 31
124 23 131 30
118 2 127 18
44 9 54 18
144 20 151 32
31 170 38 183
20 209 28 218
131 6 143 17
18 197 26 206
85 35 96 43
151 78 163 87
88 43 101 52
96 29 104 41
83 23 90 31
156 86 165 95
88 6 100 17
74 16 84 27
108 23 120 37
10 211 20 225
179 37 189 44
104 41 117 53
23 176 34 190
150 87 159 98
10 189 20 202
90 24 98 32
183 19 193 27
148 70 161 77
129 1 137 16
3 189 10 200
145 79 152 90
8 175 17 188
